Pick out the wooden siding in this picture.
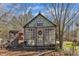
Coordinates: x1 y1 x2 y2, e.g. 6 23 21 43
24 27 56 46
23 13 56 48
28 15 54 27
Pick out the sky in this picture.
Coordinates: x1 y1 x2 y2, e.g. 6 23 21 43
1 3 79 22
0 3 79 30
1 3 79 16
1 3 49 15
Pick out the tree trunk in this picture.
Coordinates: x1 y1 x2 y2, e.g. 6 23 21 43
59 35 63 50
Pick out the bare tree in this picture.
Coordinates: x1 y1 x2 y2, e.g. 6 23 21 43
47 3 79 49
9 4 33 31
0 4 18 39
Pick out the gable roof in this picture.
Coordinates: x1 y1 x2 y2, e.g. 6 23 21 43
23 13 56 28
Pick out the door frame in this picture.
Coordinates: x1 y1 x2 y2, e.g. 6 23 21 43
36 27 44 46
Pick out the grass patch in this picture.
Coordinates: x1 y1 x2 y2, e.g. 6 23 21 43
63 41 73 49
63 41 79 55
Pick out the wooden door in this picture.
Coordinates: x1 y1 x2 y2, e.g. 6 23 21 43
36 28 44 46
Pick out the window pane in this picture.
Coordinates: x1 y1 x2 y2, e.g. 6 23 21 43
37 22 43 26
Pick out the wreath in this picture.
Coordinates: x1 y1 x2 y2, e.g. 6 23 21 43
38 30 42 35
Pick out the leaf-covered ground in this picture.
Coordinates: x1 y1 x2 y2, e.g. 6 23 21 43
0 41 79 56
0 50 64 56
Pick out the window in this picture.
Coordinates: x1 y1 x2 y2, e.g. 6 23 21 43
37 22 43 26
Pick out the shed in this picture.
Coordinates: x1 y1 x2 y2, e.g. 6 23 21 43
23 13 57 50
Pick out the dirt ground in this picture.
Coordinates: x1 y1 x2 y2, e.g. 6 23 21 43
0 50 65 56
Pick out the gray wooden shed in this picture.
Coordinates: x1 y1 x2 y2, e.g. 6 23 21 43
23 13 57 50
